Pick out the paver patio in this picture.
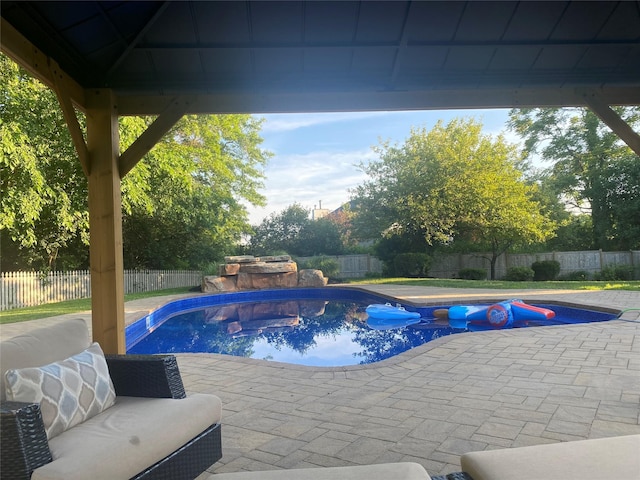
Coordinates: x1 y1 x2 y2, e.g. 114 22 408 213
2 285 639 477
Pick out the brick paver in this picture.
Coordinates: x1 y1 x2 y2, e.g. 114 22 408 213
2 286 639 477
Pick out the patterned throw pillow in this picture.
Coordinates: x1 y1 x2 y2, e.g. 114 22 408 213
4 342 116 439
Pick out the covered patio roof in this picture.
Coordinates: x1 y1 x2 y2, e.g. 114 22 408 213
3 1 640 113
2 1 640 353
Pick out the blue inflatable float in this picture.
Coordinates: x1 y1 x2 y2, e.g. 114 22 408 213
365 303 422 330
448 299 555 330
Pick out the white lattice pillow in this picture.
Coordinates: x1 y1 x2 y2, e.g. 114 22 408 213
4 342 116 439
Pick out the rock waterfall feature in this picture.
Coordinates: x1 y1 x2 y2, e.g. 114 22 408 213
201 255 328 293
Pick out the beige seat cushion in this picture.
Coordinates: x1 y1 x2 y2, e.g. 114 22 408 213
1 319 90 401
209 462 431 480
32 393 222 480
460 434 640 480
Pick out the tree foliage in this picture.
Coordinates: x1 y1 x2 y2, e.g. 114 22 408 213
121 114 269 269
250 204 311 256
249 204 345 257
326 203 359 251
1 53 269 271
508 107 640 250
1 54 89 270
352 118 556 279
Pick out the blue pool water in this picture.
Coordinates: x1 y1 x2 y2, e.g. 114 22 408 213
126 288 617 367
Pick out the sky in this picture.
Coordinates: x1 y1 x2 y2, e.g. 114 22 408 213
245 108 517 226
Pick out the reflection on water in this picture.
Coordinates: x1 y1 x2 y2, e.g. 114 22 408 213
128 298 615 367
128 299 459 366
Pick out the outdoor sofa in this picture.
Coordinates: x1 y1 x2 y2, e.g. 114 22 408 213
0 318 222 480
208 463 470 480
205 434 640 480
460 433 640 480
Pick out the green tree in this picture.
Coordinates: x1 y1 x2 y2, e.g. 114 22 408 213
604 155 640 249
297 218 344 256
545 214 593 251
352 118 555 279
327 203 359 251
121 114 269 269
1 54 88 270
508 107 640 250
249 204 345 257
250 204 311 255
1 53 270 271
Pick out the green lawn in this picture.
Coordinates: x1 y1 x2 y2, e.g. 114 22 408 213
2 279 638 325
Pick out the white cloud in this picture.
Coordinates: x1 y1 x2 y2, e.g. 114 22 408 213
259 111 394 133
246 148 376 225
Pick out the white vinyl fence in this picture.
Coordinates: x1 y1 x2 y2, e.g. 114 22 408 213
1 270 202 311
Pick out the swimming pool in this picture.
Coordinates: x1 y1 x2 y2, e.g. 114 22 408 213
126 287 618 367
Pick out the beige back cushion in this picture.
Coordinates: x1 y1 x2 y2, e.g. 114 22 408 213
1 319 91 401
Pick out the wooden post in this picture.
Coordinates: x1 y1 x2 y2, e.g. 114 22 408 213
86 89 125 354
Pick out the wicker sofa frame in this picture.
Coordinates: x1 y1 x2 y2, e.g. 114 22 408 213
1 354 222 480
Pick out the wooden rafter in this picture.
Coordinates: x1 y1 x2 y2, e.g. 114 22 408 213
581 92 640 157
118 96 192 178
1 18 86 110
50 60 91 176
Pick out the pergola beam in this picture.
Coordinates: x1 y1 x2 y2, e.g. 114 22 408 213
119 96 191 178
50 59 91 176
581 92 640 157
1 18 86 109
114 87 640 116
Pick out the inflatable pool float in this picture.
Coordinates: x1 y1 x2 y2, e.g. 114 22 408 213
366 303 421 320
448 300 555 329
365 303 421 330
366 316 422 330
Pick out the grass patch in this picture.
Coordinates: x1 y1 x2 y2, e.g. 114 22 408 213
0 287 194 325
344 277 640 291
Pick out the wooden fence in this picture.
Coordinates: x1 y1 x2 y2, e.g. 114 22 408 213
1 270 202 311
300 250 639 280
429 250 640 280
297 254 383 279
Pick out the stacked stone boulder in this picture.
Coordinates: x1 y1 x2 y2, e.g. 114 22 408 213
201 255 328 293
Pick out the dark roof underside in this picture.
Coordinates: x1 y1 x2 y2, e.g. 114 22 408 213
2 1 640 113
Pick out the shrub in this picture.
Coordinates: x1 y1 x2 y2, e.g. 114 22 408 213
298 256 340 279
596 264 634 281
393 253 431 277
558 270 590 281
200 261 222 276
504 266 534 281
458 268 487 280
531 260 561 281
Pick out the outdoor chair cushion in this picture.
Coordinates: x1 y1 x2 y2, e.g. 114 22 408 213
460 434 640 480
32 393 222 480
0 319 91 401
209 462 431 480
